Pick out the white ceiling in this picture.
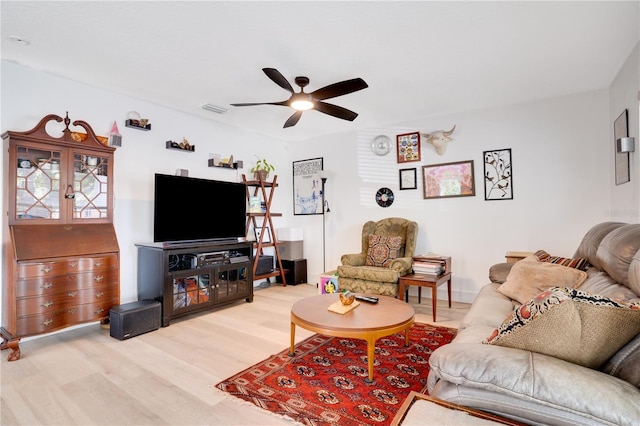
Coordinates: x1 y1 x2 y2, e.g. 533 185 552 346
2 1 638 141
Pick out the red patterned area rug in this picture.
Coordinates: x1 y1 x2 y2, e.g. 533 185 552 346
216 323 456 426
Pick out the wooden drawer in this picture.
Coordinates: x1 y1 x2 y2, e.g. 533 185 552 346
17 255 118 279
16 268 118 298
16 298 118 337
16 286 119 316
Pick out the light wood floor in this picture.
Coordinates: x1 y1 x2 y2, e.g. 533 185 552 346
1 283 470 425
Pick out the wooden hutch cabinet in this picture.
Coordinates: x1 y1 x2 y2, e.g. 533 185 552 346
1 113 120 361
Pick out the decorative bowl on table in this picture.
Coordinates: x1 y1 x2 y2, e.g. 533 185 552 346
339 291 355 305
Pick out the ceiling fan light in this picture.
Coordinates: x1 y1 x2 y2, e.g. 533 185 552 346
290 94 314 111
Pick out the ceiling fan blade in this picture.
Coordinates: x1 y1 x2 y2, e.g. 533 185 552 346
262 68 294 93
310 78 368 100
283 111 303 128
230 101 288 107
314 101 359 121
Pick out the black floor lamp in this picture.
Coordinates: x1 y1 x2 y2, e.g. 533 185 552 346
319 172 330 273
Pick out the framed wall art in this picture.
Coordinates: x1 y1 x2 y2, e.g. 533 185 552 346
293 157 323 215
396 132 421 163
422 160 475 199
399 168 417 190
254 226 271 243
614 109 630 185
483 148 513 200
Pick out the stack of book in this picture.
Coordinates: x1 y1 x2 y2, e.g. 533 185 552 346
412 254 448 275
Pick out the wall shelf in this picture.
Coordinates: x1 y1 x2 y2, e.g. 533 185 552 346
208 159 240 169
125 119 151 131
165 141 195 152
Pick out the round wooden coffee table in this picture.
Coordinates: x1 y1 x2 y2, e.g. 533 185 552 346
290 293 415 383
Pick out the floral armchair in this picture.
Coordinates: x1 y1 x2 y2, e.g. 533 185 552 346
337 217 418 297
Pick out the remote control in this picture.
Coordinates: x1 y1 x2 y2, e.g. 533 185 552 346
355 295 379 304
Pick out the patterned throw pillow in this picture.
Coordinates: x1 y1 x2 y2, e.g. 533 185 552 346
365 235 403 267
485 287 640 369
534 249 589 271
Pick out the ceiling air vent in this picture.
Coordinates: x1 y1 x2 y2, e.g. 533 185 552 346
201 103 227 114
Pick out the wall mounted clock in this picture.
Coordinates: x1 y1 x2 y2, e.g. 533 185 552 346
375 187 394 207
371 135 392 156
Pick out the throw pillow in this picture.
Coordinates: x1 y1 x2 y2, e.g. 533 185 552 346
534 249 589 271
365 235 403 267
485 287 640 369
497 258 587 304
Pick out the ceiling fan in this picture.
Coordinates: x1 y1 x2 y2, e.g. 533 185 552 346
231 68 368 128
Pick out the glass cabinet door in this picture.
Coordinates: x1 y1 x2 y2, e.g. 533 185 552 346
15 145 62 220
72 152 110 220
171 273 211 311
215 265 249 302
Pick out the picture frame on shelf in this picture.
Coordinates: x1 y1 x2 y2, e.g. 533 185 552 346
422 160 475 199
254 226 271 243
483 148 513 200
399 168 417 190
614 109 630 185
396 132 421 163
293 157 323 215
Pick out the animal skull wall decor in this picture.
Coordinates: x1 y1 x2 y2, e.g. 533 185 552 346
421 125 456 155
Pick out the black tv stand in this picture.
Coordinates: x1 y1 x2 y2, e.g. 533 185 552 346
136 240 253 326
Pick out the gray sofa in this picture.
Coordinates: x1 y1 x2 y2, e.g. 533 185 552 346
427 222 640 425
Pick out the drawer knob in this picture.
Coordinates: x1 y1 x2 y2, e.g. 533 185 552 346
69 262 77 268
95 275 104 282
43 319 53 327
42 301 54 308
96 262 103 267
67 308 77 314
41 266 52 273
95 291 104 298
68 291 77 297
41 282 53 290
95 308 104 314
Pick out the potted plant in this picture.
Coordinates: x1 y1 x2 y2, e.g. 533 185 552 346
250 156 275 181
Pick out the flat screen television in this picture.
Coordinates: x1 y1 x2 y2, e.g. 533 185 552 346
153 174 246 243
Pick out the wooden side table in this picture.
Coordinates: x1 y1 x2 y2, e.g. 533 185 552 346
505 251 534 263
398 272 451 322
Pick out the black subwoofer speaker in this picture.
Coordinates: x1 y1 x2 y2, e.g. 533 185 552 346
276 258 307 285
109 300 161 340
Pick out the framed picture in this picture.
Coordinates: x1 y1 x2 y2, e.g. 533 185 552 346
396 132 421 163
422 160 475 199
399 168 417 190
254 226 271 243
614 109 629 185
483 149 513 200
293 157 323 215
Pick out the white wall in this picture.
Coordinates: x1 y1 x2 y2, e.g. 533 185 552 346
609 43 640 222
290 90 614 302
1 60 289 308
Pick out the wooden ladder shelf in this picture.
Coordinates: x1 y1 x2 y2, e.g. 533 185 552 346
243 174 287 285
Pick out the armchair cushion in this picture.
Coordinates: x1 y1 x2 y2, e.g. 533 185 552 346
338 265 401 282
365 235 404 267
